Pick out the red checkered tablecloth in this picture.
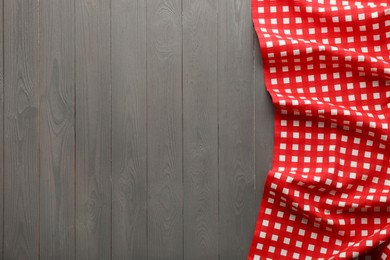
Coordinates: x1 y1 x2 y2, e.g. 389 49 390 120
250 1 390 259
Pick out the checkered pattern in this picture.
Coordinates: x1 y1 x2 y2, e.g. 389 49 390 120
250 0 390 259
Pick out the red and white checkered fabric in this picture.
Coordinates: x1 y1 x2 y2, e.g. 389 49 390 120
250 0 390 259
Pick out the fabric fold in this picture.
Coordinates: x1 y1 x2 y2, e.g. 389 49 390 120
250 0 390 259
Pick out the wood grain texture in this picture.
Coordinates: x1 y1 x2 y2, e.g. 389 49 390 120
39 0 75 259
3 0 40 259
218 0 255 259
182 0 218 259
0 0 3 256
147 0 183 259
253 34 274 204
75 0 111 259
0 2 272 259
111 0 147 259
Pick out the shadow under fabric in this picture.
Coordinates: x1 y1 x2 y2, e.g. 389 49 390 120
249 1 390 259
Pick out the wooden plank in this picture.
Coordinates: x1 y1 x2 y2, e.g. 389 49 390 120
182 0 218 259
111 0 147 259
3 0 40 259
0 0 3 256
39 0 75 259
147 0 183 259
75 0 111 259
253 34 274 204
217 0 255 259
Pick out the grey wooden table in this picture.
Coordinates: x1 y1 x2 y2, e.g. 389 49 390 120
0 0 273 259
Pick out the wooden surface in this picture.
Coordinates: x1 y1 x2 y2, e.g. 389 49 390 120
4 1 40 259
111 0 147 259
75 0 111 259
147 1 183 259
0 0 3 257
183 0 218 259
39 0 75 259
0 0 273 259
218 0 256 258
